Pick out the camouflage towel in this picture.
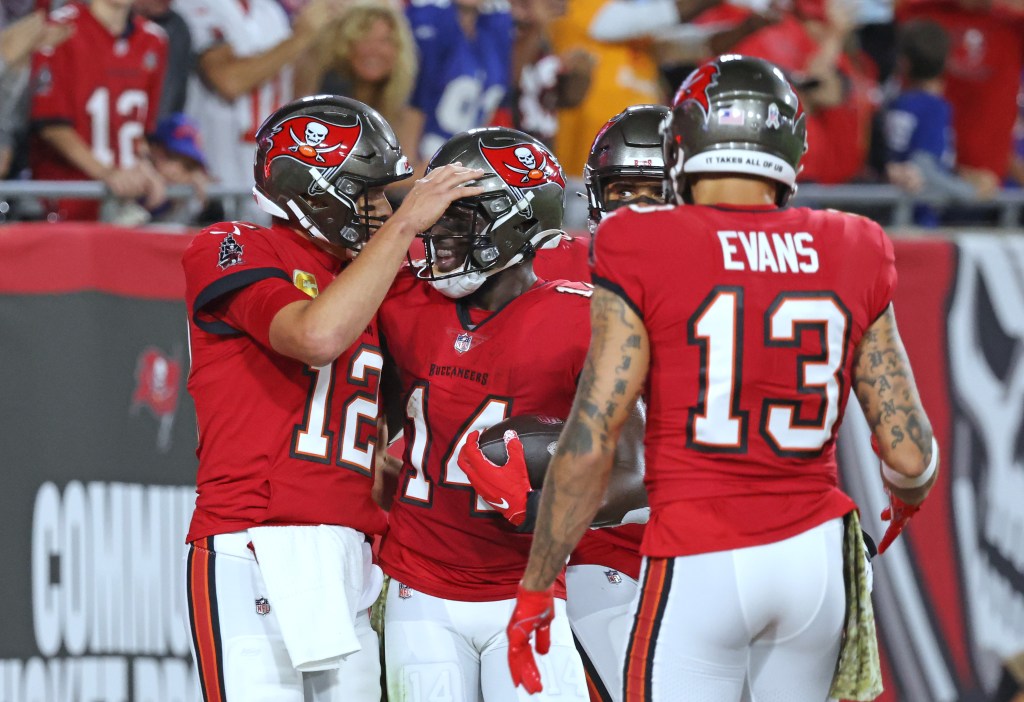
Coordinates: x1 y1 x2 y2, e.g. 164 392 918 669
829 510 884 701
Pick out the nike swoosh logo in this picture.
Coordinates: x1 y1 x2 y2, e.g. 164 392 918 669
492 498 509 510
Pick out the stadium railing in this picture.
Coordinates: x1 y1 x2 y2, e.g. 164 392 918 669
0 180 1022 229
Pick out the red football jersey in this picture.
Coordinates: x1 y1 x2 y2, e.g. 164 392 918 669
377 272 591 601
30 3 167 218
182 222 387 543
571 525 645 581
592 204 896 557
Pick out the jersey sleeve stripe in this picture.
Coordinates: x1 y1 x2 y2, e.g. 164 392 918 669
192 267 290 334
30 116 74 129
592 274 644 321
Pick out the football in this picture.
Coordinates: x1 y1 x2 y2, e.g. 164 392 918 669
478 414 565 489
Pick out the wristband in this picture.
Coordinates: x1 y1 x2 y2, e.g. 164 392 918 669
881 437 938 489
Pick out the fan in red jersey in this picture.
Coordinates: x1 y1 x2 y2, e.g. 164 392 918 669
375 126 592 700
30 0 168 221
510 55 940 702
180 94 483 702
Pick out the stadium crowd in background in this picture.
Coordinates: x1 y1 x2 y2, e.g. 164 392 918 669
0 0 1018 227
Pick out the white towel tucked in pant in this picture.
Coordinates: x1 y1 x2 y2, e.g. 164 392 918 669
248 524 384 671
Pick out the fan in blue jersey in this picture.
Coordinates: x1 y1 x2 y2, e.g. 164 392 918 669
406 0 514 166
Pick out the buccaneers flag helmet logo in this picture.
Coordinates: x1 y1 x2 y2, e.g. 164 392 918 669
480 143 566 190
672 61 720 123
262 116 362 177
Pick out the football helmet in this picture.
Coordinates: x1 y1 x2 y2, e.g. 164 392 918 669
584 104 668 231
253 94 412 251
417 127 566 298
663 54 807 206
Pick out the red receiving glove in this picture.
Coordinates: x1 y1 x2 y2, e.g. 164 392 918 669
457 429 532 525
507 585 555 694
877 490 920 555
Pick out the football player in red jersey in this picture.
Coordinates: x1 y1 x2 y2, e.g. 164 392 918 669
460 105 667 702
375 127 590 701
567 104 667 702
509 55 940 701
30 0 168 220
180 95 484 702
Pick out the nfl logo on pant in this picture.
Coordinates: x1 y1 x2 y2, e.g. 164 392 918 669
605 570 623 584
398 583 413 599
255 597 271 615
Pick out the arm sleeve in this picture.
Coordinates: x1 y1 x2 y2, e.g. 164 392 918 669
146 35 169 134
214 277 310 349
867 221 897 321
590 211 645 321
174 0 224 55
589 0 680 42
30 39 74 125
407 6 449 113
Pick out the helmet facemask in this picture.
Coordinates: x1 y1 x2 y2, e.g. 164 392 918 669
583 105 669 232
415 188 560 298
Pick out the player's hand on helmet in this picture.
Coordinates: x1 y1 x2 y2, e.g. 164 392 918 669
507 585 554 695
458 429 531 525
393 164 486 234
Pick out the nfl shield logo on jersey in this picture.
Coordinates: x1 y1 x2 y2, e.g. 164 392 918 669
454 332 473 354
605 569 623 584
398 583 412 599
255 597 271 615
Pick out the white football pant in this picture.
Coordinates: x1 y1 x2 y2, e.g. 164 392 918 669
565 565 639 702
623 518 845 702
182 531 381 702
384 582 589 701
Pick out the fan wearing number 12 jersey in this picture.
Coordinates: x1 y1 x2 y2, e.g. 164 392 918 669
376 127 589 701
30 1 167 220
513 56 938 702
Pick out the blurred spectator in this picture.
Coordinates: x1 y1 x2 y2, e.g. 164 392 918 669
405 0 514 173
509 0 594 147
900 0 1024 183
1009 72 1024 188
883 19 993 225
0 7 71 179
173 0 349 220
146 111 211 224
692 0 876 184
856 0 897 83
548 0 666 176
30 0 168 221
134 0 193 120
296 1 416 130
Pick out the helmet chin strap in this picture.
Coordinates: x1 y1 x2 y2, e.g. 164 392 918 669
429 270 488 298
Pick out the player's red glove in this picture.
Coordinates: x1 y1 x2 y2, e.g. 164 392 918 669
877 490 920 554
457 429 531 526
507 584 554 694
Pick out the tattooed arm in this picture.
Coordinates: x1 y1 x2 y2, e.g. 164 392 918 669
852 303 938 505
520 287 650 591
